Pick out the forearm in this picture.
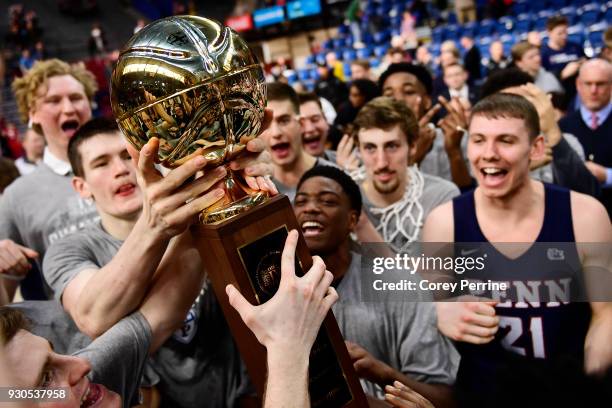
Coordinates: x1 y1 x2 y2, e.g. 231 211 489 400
139 230 205 352
264 350 310 408
446 148 473 189
73 219 169 337
585 302 612 375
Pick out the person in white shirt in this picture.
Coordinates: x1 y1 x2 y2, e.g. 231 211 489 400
14 128 44 175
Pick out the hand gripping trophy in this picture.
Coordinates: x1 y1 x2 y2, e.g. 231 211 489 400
111 16 366 407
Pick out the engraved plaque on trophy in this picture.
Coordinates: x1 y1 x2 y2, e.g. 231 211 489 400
110 16 367 407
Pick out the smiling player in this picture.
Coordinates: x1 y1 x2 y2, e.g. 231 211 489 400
424 93 612 404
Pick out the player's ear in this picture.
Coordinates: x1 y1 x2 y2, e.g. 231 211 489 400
348 209 359 232
529 133 546 161
72 176 93 200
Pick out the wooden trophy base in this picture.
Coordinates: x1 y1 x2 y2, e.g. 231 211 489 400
193 194 367 407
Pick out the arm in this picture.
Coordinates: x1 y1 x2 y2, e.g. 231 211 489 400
346 341 454 408
226 230 338 408
62 138 226 337
571 192 612 375
437 96 473 189
137 230 205 352
423 203 500 345
506 84 600 197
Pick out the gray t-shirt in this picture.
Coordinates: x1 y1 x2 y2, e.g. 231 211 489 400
362 172 459 254
333 252 460 398
12 301 151 408
274 157 338 202
0 163 99 297
43 221 249 408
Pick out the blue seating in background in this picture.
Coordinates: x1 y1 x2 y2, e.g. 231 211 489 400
343 49 357 62
356 47 372 59
374 44 389 57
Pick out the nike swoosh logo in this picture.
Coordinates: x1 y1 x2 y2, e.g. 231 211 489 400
460 248 480 256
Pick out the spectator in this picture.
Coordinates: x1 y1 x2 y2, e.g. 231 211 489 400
18 49 35 73
527 31 542 48
602 27 612 63
350 59 374 81
439 63 479 106
334 79 380 132
512 41 564 94
460 35 482 83
415 45 435 75
486 40 510 75
14 129 44 175
400 10 418 50
455 0 476 23
325 51 345 82
541 16 585 101
314 62 348 110
88 23 107 57
559 59 612 218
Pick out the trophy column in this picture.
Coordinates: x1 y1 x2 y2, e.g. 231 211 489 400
193 195 368 407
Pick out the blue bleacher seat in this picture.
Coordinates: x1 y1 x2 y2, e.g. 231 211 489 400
560 7 578 25
605 8 612 23
298 69 310 81
579 9 601 27
445 24 460 40
548 0 567 10
332 38 345 49
512 0 529 15
356 47 372 59
303 79 315 92
343 49 357 62
285 71 297 84
369 57 381 68
337 25 350 36
315 53 326 65
527 1 547 13
567 24 585 45
432 27 444 42
514 17 532 34
374 44 389 58
310 68 320 80
477 19 495 37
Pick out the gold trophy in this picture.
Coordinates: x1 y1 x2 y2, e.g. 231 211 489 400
110 16 366 407
110 15 267 224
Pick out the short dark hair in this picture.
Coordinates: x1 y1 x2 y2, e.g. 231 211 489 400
546 15 569 32
68 117 120 178
266 82 300 114
354 96 419 145
0 307 30 346
479 68 534 98
297 165 362 217
443 62 466 74
350 79 380 103
471 93 541 140
378 62 433 95
297 92 322 110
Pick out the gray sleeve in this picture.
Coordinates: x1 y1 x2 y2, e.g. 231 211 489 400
551 137 601 198
42 235 100 300
397 302 460 385
73 312 152 408
0 188 22 243
562 133 585 161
